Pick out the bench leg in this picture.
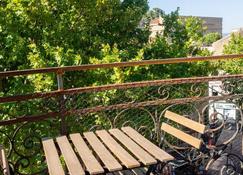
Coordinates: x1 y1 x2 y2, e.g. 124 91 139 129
146 164 157 175
146 163 174 175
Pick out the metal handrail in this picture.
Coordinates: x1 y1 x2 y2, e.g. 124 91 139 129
1 74 242 103
0 54 242 78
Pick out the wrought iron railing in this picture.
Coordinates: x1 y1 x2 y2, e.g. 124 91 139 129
0 54 243 174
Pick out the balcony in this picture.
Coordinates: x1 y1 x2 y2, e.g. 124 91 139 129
0 54 243 175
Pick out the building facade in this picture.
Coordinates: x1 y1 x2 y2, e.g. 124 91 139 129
201 16 223 35
149 16 223 42
149 16 164 42
181 16 223 36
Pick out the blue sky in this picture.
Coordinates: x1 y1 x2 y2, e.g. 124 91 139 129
148 0 243 33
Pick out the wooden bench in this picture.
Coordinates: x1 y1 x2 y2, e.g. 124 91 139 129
0 145 10 175
42 127 174 175
161 110 206 150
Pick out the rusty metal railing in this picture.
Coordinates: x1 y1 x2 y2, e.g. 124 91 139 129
0 54 242 174
0 54 242 78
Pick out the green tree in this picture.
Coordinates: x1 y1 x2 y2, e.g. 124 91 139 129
124 9 213 81
203 32 221 46
0 0 149 70
143 9 209 59
222 33 243 73
89 9 214 83
0 0 149 93
134 9 214 81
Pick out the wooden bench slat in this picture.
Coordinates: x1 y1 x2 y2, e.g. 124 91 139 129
56 136 85 175
0 145 10 175
161 123 202 149
42 139 65 175
164 110 206 134
70 133 104 174
83 132 122 172
122 127 174 162
96 130 140 169
109 129 157 166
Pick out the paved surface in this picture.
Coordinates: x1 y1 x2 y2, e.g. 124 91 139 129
207 130 242 175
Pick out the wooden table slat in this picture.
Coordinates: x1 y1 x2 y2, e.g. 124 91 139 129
56 136 85 175
70 133 104 174
122 127 174 162
42 138 65 175
96 130 140 169
109 129 157 166
83 132 122 172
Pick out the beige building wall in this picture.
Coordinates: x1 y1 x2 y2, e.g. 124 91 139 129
149 17 164 42
212 35 231 55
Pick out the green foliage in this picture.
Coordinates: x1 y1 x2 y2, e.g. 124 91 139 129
0 0 149 94
183 16 205 55
143 9 210 59
0 5 217 94
0 0 149 70
221 33 243 74
141 8 214 80
224 33 243 54
203 32 221 46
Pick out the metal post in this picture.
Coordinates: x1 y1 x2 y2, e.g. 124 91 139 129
57 73 64 91
57 71 67 135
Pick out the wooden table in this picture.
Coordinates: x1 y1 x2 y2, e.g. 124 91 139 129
42 127 174 175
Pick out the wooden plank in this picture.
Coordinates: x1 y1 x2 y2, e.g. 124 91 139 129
83 132 122 172
161 123 202 149
109 129 157 166
164 110 206 134
122 127 174 162
96 130 140 169
70 133 104 174
56 136 85 175
0 145 10 175
42 138 65 175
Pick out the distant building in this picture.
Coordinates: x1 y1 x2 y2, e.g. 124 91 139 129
148 16 223 42
181 16 223 36
149 16 164 42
